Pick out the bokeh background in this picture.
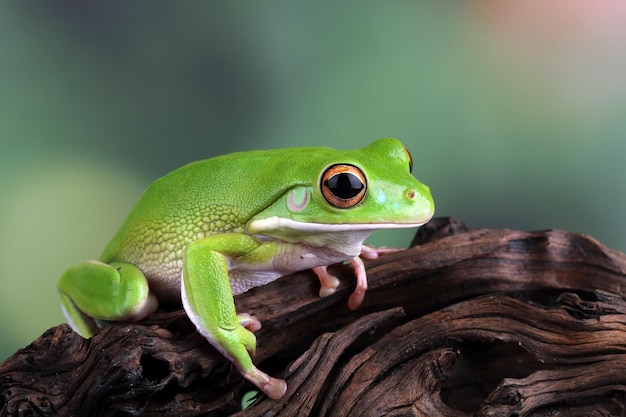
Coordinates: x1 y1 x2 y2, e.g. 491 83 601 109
1 1 625 360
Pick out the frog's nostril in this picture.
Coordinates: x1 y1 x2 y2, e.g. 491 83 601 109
406 190 417 200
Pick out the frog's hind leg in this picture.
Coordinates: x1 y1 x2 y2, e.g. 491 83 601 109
58 260 158 338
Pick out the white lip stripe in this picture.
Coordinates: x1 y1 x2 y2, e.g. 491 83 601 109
249 216 428 233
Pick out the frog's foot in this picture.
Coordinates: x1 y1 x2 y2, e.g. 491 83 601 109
346 245 404 308
59 295 100 337
312 257 368 310
215 326 286 399
237 313 262 332
186 312 286 399
312 265 340 298
58 260 158 338
359 244 402 260
238 364 287 400
347 256 367 310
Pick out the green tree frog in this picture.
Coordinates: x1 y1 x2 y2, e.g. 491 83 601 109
58 138 434 400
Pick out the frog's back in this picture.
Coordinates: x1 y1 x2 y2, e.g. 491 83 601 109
99 147 330 271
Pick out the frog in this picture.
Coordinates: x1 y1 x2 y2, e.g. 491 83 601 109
58 137 435 399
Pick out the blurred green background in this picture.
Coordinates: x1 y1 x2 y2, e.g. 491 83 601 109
1 2 625 360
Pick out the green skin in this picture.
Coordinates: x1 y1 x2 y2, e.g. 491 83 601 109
58 138 434 400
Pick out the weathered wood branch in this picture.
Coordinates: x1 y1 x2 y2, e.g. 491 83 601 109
2 217 626 416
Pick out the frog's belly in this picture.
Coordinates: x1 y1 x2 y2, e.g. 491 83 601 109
144 265 288 302
143 248 357 303
143 262 184 303
228 243 357 295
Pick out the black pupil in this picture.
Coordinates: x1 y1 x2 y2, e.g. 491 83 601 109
326 173 364 199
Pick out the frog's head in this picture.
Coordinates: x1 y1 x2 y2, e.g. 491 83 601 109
247 138 434 243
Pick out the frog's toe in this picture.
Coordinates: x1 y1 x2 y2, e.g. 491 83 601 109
237 313 262 332
232 325 258 356
359 244 401 259
312 265 340 297
261 375 287 400
60 293 99 338
347 256 367 310
240 365 287 400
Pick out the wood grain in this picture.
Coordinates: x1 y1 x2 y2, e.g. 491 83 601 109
2 217 626 416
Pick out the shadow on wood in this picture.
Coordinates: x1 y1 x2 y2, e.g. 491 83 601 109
2 217 626 416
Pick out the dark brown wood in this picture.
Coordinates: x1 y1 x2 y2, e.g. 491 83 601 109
3 217 626 416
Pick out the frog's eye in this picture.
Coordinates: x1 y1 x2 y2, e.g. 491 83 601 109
404 146 413 173
320 164 367 209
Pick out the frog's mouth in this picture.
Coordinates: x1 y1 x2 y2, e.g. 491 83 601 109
248 216 431 234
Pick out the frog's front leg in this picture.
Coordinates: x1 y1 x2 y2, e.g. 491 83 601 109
313 245 403 310
181 234 287 400
312 257 366 310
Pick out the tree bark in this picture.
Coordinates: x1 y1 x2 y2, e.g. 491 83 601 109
2 217 626 416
